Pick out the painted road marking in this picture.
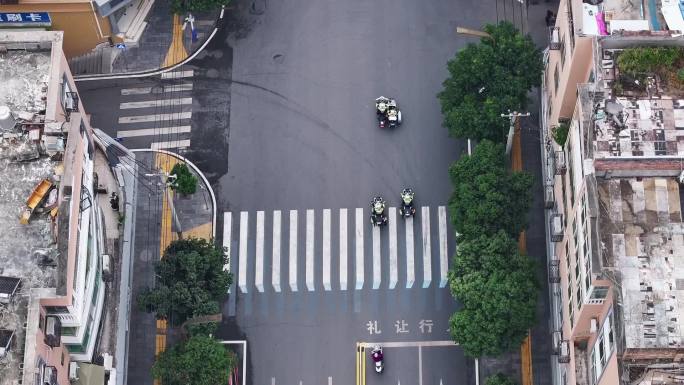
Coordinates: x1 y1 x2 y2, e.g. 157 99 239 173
438 206 448 288
121 83 193 95
161 69 194 79
339 208 348 290
421 206 432 288
238 211 248 293
116 125 191 138
223 212 231 273
119 97 192 109
272 210 281 292
306 209 315 291
358 340 457 348
355 208 364 290
323 209 331 291
419 346 423 385
150 139 191 150
372 224 381 290
255 211 265 292
405 216 415 289
289 210 298 292
388 207 398 289
118 111 192 124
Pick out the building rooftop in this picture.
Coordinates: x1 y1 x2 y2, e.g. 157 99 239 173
0 48 62 385
574 0 678 36
597 176 684 350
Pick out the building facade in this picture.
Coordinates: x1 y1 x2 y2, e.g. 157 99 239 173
0 30 116 385
541 1 684 385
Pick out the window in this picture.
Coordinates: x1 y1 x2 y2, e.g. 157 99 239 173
61 327 77 336
44 306 69 314
590 286 609 299
554 64 560 94
560 37 566 68
60 74 71 109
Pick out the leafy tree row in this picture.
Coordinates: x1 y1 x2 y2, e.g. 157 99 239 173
439 22 542 358
138 238 235 385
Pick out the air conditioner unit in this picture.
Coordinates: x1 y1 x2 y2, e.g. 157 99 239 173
590 317 598 333
69 362 79 381
102 254 111 276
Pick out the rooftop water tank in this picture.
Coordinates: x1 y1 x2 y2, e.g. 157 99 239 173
0 106 15 131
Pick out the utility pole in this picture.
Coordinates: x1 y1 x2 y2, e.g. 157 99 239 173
502 110 530 155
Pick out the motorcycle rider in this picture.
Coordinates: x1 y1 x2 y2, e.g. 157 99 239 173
370 196 387 226
371 345 384 373
399 188 415 217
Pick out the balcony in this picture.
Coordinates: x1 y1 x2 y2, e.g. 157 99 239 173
555 151 567 175
549 27 561 50
549 258 561 283
544 184 554 209
550 213 564 242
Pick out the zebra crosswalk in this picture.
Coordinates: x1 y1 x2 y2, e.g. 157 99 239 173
115 70 195 150
225 206 453 294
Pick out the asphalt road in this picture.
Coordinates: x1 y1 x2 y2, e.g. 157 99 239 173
205 1 513 385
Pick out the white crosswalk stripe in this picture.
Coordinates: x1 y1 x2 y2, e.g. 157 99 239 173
339 208 348 291
272 211 282 292
116 71 194 149
229 205 452 294
289 210 298 292
421 206 432 289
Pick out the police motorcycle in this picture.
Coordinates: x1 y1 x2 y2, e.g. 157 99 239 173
375 96 402 129
370 345 384 373
398 188 416 218
370 196 388 227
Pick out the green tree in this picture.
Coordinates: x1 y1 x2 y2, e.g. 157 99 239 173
171 0 230 13
485 373 518 385
448 140 533 239
170 163 198 195
438 22 542 142
450 264 538 356
152 335 236 385
448 232 539 357
138 238 231 324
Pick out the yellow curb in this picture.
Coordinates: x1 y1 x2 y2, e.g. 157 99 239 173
162 14 189 68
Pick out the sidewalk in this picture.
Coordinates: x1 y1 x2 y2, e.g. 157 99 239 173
111 0 219 73
126 150 214 385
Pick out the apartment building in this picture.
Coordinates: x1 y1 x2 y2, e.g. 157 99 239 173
0 30 121 385
541 1 684 385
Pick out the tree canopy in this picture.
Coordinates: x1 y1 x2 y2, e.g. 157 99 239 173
138 238 231 325
449 232 539 357
438 22 542 142
448 140 533 239
152 335 236 385
171 0 230 14
485 373 518 385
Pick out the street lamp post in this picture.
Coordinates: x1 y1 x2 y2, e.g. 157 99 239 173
501 110 530 155
146 172 183 237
